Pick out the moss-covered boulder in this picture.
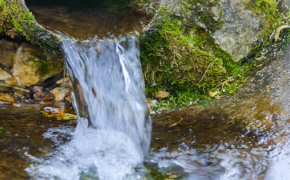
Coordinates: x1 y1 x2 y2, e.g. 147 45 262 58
136 0 287 101
0 0 61 55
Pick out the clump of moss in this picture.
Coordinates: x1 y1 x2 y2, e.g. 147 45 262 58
140 9 251 111
0 0 61 56
0 127 6 133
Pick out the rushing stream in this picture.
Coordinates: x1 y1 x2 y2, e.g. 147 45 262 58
25 36 152 179
3 2 290 179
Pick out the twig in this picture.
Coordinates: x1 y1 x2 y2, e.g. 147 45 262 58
0 62 13 77
169 117 183 127
197 59 218 84
0 83 29 93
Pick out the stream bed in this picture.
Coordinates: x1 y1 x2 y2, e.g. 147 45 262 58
2 43 290 179
2 1 290 179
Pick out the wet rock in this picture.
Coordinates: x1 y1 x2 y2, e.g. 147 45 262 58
65 96 72 103
0 39 19 67
0 69 11 80
40 105 77 120
33 86 43 100
0 93 15 104
270 114 278 122
33 86 55 101
56 77 70 85
5 77 19 86
50 87 71 101
211 0 265 62
0 86 13 93
12 42 63 86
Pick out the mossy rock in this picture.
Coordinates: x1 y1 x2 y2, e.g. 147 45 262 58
138 0 288 106
0 0 62 55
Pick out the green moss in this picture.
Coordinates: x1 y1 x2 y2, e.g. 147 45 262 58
0 127 5 133
0 0 61 56
141 4 285 111
244 0 286 45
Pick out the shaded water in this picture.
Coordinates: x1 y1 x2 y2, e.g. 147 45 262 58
27 2 149 39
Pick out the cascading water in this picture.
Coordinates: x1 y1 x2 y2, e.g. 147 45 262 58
26 36 152 179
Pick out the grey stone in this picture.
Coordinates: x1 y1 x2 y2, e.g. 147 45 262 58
211 0 265 62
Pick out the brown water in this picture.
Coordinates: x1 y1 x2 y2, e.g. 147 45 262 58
0 104 76 179
2 48 290 179
29 6 149 39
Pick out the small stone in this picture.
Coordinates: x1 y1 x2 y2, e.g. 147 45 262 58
0 93 15 104
65 95 72 103
56 77 70 84
5 77 19 86
42 91 55 101
0 86 13 93
33 86 55 101
50 87 71 101
154 91 170 99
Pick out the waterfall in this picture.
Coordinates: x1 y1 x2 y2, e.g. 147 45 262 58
27 36 152 180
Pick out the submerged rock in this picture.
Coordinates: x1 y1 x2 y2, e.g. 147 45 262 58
0 93 15 104
40 106 77 120
12 42 63 86
5 77 19 86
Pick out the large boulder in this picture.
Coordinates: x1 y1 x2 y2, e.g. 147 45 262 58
135 0 273 62
211 0 265 62
12 42 63 86
0 39 19 67
137 0 286 96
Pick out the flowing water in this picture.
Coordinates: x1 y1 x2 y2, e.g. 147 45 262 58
3 3 290 179
25 36 152 179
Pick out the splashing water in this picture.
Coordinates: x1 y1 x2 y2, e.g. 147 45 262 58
27 36 151 180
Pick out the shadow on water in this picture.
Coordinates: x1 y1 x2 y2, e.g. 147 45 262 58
26 0 150 39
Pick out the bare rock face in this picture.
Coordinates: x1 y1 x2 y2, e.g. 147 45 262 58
211 0 265 62
12 42 63 86
0 39 19 67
